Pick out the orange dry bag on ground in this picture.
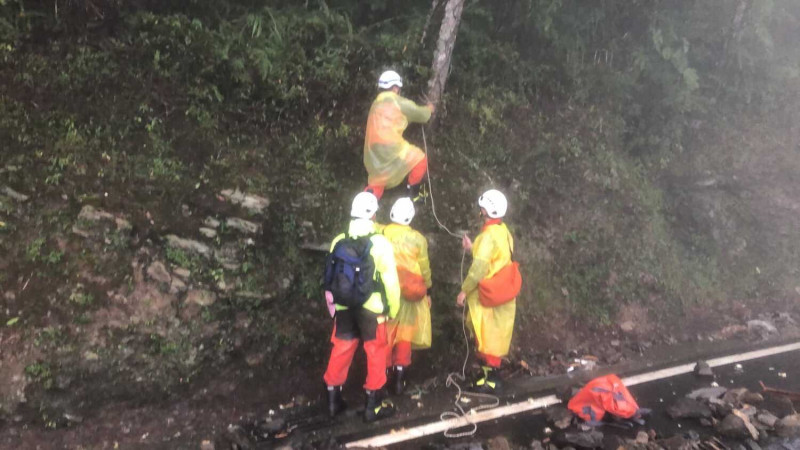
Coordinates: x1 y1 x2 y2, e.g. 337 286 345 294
478 261 522 307
567 374 640 424
397 267 427 302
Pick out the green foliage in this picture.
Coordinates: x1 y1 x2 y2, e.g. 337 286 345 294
69 285 94 307
25 362 54 390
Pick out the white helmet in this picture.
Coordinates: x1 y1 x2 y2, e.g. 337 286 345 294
478 189 508 219
351 192 379 219
378 70 403 90
390 197 415 225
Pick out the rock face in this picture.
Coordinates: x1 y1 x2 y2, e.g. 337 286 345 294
220 188 270 214
146 261 171 285
185 289 217 307
667 397 713 419
165 235 211 257
226 217 260 234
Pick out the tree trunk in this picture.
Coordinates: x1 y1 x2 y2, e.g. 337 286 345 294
427 0 465 112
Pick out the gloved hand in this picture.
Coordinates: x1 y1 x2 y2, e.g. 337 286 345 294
325 291 335 318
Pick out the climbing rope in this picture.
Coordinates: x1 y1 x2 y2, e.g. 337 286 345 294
421 127 461 239
420 126 500 438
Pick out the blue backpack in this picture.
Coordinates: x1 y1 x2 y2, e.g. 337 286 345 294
323 234 378 309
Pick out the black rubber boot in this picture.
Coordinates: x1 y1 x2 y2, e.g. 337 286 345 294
327 385 346 418
393 366 406 396
364 389 396 423
407 183 425 203
470 366 502 393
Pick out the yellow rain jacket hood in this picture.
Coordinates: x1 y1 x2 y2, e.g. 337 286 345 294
364 91 432 189
329 219 401 318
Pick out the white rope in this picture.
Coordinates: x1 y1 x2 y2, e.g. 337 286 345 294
420 125 500 438
421 127 461 239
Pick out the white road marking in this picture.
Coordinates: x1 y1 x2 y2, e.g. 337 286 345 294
344 341 800 448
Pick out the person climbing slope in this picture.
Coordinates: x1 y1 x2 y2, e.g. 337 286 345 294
456 189 522 393
363 70 434 201
381 197 433 395
322 192 401 422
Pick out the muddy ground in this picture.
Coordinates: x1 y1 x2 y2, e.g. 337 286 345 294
1 296 798 449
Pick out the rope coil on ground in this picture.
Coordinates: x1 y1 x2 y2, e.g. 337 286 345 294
420 126 500 438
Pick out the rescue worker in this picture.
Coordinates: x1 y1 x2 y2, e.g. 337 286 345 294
382 197 433 395
456 189 519 393
323 192 401 422
363 70 434 201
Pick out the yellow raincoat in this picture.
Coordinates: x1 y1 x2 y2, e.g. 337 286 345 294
364 91 432 189
462 222 516 358
382 223 433 349
330 219 401 319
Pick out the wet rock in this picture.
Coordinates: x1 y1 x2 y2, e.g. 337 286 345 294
747 320 778 335
169 277 187 295
262 418 285 434
220 189 270 214
657 435 693 450
740 405 758 417
601 435 627 450
619 321 635 333
687 386 727 400
709 397 734 417
745 439 762 450
667 397 713 419
756 411 779 428
487 436 511 450
204 217 221 228
165 235 211 257
742 392 764 404
199 227 217 238
2 186 29 202
223 424 253 449
717 413 753 439
700 418 713 427
723 388 750 406
693 360 714 378
764 395 796 418
185 289 216 307
226 217 260 234
560 430 604 448
775 414 800 438
530 440 546 450
545 405 574 429
214 243 241 270
146 261 171 285
63 412 83 424
78 204 115 222
173 268 191 279
245 353 264 367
